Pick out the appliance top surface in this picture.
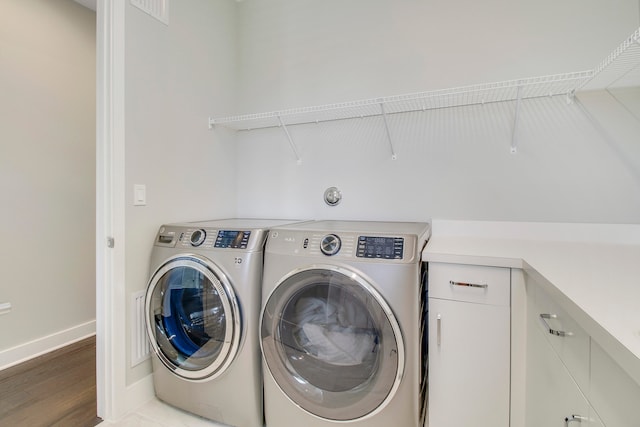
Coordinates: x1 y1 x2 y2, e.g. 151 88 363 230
168 218 306 230
272 219 431 237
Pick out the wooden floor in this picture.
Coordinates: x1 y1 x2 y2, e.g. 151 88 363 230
0 336 101 427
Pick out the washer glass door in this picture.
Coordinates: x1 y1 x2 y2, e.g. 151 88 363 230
146 255 241 380
261 266 404 421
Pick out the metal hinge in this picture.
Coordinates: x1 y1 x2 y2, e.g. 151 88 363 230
107 237 115 248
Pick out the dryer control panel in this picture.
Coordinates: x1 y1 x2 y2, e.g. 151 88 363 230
356 236 404 259
265 221 429 264
267 230 420 263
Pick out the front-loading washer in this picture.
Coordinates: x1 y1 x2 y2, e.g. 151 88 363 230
145 218 301 427
260 220 430 427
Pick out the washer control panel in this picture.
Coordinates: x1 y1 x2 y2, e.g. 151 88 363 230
214 230 251 249
163 228 252 249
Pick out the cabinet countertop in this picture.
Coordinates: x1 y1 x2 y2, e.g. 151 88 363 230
422 220 640 387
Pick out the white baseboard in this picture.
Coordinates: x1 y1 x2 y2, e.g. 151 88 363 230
0 320 96 370
123 375 155 418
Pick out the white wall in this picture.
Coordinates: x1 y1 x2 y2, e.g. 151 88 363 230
233 0 640 223
104 0 640 415
0 0 96 362
123 0 239 385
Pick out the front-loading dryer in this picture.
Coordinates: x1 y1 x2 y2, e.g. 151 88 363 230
260 220 430 427
145 218 300 427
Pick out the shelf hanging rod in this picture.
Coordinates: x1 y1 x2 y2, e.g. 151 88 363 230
380 102 397 160
278 115 302 164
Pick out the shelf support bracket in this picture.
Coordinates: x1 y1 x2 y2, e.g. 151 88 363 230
566 90 575 105
380 102 398 160
511 85 523 154
278 115 302 164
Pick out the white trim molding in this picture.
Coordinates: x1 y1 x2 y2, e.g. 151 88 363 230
97 0 127 422
0 321 96 370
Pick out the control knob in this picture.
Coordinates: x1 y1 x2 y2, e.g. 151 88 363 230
190 229 206 247
320 234 341 256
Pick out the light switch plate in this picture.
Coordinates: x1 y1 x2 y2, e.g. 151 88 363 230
134 184 146 206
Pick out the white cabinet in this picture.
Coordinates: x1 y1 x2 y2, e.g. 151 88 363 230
525 274 640 427
428 263 510 427
525 310 600 426
529 278 591 393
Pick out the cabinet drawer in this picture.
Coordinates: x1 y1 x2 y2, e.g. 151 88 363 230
429 263 510 306
529 283 590 395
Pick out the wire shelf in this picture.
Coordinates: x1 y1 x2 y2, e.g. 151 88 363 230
209 71 594 131
208 26 639 160
210 27 640 132
580 27 640 91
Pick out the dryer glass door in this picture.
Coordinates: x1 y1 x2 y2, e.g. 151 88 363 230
261 266 404 421
146 255 241 380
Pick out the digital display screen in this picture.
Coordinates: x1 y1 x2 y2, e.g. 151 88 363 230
356 236 403 259
215 230 251 249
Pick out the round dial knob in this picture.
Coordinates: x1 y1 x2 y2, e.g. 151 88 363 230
190 229 206 247
320 234 341 256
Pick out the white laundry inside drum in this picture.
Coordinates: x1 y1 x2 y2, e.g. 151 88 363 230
295 297 376 366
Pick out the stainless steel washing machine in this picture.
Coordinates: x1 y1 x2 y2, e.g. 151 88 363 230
260 220 430 427
145 218 300 427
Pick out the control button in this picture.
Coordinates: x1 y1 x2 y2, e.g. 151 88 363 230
190 229 206 247
320 234 341 256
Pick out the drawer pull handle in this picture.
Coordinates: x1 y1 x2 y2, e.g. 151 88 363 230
540 313 573 337
449 280 488 289
565 414 585 425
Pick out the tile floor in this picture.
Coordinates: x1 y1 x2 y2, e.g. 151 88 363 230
97 397 231 427
98 395 428 427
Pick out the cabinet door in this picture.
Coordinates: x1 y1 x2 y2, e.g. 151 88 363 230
428 297 510 427
526 318 592 426
590 340 640 427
